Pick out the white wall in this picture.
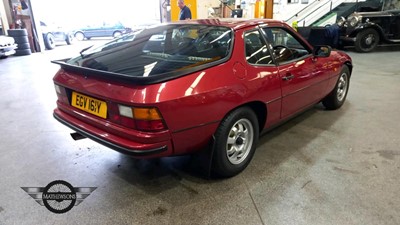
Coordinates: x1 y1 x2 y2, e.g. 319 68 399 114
273 0 318 20
196 0 257 19
197 0 221 19
0 0 10 33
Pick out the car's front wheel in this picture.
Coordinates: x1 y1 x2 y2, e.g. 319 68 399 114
322 66 350 110
212 107 259 177
355 28 379 53
44 33 56 50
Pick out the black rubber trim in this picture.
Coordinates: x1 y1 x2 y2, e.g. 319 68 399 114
54 113 168 156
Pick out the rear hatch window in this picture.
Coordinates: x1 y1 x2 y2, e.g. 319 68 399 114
57 24 233 84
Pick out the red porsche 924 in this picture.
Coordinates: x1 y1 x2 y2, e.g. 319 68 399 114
52 19 353 177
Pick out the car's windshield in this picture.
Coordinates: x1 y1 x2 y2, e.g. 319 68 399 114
66 24 233 77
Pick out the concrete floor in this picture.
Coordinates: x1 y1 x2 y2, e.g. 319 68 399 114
0 41 399 225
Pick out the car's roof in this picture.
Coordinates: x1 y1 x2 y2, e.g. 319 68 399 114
168 18 286 30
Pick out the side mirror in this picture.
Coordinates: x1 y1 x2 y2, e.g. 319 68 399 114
313 45 332 57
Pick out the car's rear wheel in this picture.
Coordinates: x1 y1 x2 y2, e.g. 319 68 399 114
355 28 379 53
74 32 85 41
113 31 122 38
322 66 350 110
44 33 56 50
212 107 259 177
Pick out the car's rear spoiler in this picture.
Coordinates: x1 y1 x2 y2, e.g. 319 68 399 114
51 57 228 85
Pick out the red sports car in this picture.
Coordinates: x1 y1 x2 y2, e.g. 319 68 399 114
52 19 352 177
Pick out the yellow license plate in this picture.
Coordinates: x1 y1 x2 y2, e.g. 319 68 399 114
71 92 107 119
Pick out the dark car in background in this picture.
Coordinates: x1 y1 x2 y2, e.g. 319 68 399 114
338 9 400 52
73 21 132 41
40 21 74 50
336 0 400 52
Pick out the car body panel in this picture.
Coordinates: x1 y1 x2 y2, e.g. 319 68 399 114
53 19 352 157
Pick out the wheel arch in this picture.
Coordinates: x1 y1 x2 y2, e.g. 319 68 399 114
112 30 123 37
221 101 267 134
74 31 85 36
344 61 353 76
42 32 51 38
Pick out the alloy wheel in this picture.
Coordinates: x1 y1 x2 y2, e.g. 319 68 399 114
226 118 254 165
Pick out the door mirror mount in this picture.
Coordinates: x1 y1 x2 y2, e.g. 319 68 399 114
313 45 332 58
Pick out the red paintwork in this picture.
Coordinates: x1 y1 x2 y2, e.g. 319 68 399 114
53 19 352 157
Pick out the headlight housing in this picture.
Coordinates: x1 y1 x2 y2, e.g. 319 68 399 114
337 16 346 26
347 15 361 27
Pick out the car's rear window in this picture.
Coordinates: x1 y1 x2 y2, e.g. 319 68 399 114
65 24 233 78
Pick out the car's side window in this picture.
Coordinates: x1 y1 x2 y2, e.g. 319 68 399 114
262 27 310 64
244 30 274 65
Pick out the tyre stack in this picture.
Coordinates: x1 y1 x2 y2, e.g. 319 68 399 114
7 29 32 56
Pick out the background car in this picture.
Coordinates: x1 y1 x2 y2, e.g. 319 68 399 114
0 35 17 59
40 21 74 50
52 19 352 177
338 9 400 52
73 21 132 41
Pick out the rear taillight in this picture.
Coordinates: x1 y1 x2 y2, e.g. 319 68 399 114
54 84 69 104
109 103 166 132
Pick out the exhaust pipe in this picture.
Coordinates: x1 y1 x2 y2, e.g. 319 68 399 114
70 132 87 141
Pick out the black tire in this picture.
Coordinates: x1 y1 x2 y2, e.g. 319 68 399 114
7 29 28 37
14 49 32 56
44 33 56 50
17 43 30 50
212 107 259 177
13 36 29 44
355 28 379 53
65 33 73 45
322 66 350 110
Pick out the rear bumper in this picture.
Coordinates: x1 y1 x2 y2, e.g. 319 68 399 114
54 109 171 157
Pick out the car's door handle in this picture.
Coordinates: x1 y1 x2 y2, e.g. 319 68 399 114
282 74 294 81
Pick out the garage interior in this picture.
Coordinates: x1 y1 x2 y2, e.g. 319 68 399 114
1 0 400 224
